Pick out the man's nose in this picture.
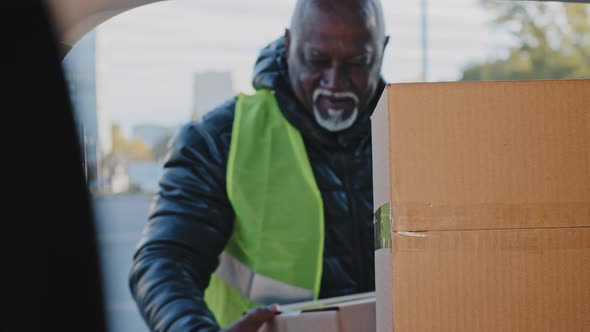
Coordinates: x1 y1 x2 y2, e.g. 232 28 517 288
321 64 348 90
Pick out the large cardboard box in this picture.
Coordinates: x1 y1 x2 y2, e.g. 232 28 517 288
259 292 375 332
371 80 590 332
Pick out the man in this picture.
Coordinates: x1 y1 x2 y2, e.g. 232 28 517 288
129 0 389 331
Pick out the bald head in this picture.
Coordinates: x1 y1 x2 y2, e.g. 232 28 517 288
289 0 386 46
284 0 388 132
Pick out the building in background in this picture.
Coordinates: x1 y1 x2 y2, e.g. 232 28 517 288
191 71 235 120
132 124 174 149
62 30 112 194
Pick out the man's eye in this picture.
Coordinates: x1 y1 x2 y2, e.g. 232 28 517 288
348 56 370 66
308 59 330 67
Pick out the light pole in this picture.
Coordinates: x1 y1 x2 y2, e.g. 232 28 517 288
82 125 88 182
421 0 429 82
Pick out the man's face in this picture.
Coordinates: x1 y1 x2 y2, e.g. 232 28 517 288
285 10 385 132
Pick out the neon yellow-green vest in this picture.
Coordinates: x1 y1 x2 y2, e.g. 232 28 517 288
203 89 325 327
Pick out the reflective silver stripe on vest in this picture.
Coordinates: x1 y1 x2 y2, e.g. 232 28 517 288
214 252 314 305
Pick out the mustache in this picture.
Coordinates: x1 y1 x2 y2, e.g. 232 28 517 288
313 89 359 105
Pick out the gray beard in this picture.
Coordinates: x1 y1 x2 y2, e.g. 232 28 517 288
313 106 359 132
312 88 360 132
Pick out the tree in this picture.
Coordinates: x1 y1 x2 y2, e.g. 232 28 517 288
107 123 155 162
126 137 154 162
460 2 590 81
111 124 127 155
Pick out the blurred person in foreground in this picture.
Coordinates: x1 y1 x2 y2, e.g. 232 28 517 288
129 0 389 331
2 2 106 331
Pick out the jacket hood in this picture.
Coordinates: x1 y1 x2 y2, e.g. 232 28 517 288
252 37 288 91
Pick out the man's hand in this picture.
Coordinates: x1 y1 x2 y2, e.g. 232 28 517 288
221 304 278 332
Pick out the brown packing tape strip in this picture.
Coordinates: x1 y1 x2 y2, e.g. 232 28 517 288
392 226 590 252
390 202 590 232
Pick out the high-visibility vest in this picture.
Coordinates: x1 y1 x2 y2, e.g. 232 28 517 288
204 89 325 327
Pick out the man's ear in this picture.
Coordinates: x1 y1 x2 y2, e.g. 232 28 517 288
284 28 291 59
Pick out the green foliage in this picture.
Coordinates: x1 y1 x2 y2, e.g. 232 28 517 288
109 124 154 162
460 2 590 81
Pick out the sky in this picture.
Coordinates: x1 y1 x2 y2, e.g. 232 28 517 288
66 0 519 135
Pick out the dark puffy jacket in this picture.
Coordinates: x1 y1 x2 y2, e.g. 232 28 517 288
129 37 385 332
